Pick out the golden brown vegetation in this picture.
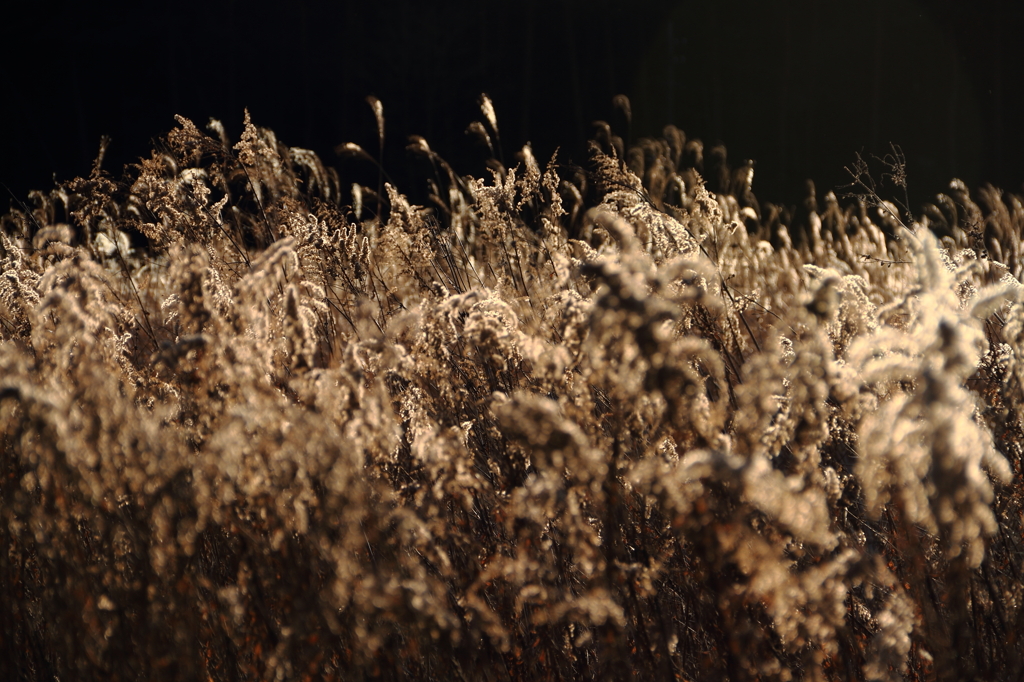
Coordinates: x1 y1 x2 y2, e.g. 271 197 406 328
3 101 1024 681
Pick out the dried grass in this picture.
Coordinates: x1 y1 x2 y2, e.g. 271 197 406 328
3 105 1024 682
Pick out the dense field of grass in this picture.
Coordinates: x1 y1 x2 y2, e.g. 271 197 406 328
3 100 1024 681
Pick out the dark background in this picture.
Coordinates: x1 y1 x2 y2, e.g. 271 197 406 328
2 0 1022 212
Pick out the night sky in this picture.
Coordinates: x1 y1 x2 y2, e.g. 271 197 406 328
3 0 1022 212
